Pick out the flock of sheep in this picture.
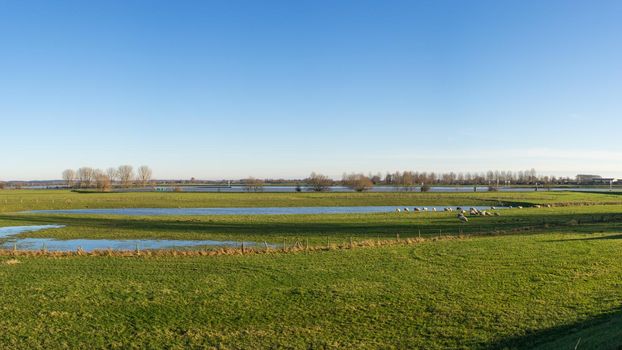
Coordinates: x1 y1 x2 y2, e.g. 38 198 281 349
396 203 551 223
394 207 449 213
456 207 501 223
394 206 501 223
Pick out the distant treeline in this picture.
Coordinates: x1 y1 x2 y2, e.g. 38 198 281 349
0 168 595 192
246 169 575 193
62 165 153 191
302 169 572 192
374 169 565 187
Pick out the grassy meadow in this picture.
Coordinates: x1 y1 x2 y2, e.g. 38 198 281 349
1 189 622 348
1 189 622 213
2 233 622 348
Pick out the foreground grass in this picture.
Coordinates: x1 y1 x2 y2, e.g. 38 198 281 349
1 232 622 348
2 190 622 213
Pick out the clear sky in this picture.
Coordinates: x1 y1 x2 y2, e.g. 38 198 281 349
1 0 621 180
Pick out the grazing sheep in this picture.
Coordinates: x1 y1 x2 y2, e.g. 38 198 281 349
414 208 421 212
404 208 410 212
423 207 428 211
546 204 552 208
433 208 437 212
396 208 401 213
534 205 541 208
457 214 469 223
518 206 523 209
491 206 496 210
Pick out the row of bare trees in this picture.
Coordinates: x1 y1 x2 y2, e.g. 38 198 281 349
62 165 152 191
382 169 569 187
304 168 562 192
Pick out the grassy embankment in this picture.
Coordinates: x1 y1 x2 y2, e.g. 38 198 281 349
1 232 622 348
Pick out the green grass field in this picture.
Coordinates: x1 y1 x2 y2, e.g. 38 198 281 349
1 190 622 348
2 233 622 348
1 189 622 213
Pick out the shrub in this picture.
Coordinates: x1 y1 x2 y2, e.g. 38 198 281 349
307 172 333 192
342 173 373 192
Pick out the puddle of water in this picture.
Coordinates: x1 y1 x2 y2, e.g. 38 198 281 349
26 206 507 216
1 238 264 252
0 225 66 238
0 225 270 252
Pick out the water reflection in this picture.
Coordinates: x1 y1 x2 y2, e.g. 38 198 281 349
27 206 508 216
0 225 269 252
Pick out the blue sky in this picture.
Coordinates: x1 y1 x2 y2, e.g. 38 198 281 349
1 0 621 180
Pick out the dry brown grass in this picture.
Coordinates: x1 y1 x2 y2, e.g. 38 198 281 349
0 235 469 258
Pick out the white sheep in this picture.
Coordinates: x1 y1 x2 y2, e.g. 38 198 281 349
457 214 469 223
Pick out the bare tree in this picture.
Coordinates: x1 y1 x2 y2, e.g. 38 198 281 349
390 171 416 191
76 167 95 188
243 177 264 192
137 165 153 187
94 169 111 192
401 171 416 191
117 165 134 188
342 173 373 192
62 169 76 188
307 172 332 192
106 167 118 186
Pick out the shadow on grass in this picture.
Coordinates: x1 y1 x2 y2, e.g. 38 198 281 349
572 190 622 196
545 233 622 242
486 308 622 349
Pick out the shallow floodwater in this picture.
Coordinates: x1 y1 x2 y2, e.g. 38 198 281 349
0 225 268 252
0 225 66 238
26 206 505 216
1 237 263 252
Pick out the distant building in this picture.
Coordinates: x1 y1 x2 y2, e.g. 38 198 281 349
576 174 616 185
